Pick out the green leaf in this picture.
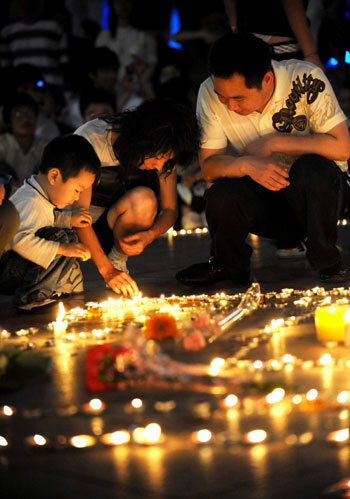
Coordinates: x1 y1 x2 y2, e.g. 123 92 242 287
14 350 52 373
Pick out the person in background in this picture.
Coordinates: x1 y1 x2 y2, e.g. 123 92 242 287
0 0 69 87
0 167 19 259
0 92 49 190
223 0 323 69
95 0 157 110
0 134 100 311
176 32 350 288
74 98 201 297
60 47 120 130
79 88 116 124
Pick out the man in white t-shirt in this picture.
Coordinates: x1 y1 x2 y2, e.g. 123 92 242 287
176 32 350 286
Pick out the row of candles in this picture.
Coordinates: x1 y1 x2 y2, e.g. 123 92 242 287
164 218 350 239
1 391 350 450
1 426 348 450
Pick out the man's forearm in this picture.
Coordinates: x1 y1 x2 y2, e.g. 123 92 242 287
271 130 350 162
201 154 248 182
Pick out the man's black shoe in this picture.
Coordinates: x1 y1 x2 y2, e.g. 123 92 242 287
319 267 350 283
176 257 249 286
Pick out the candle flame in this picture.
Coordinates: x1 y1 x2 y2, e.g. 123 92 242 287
56 302 66 323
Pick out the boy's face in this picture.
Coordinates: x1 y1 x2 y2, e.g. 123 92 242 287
49 168 95 209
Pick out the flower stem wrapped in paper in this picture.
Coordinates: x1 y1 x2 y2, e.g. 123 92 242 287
209 282 261 343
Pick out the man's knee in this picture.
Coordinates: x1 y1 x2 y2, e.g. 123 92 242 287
290 154 340 184
206 178 250 213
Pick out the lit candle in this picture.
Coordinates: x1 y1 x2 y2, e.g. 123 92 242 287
132 423 163 445
242 429 267 444
69 434 96 448
52 302 67 339
314 305 348 343
101 430 130 446
0 405 15 417
25 434 48 448
344 308 350 347
190 429 212 444
125 398 144 413
82 398 106 415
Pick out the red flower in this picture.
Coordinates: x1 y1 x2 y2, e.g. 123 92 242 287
85 343 116 392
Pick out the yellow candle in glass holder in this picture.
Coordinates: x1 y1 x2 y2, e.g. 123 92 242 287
314 305 348 343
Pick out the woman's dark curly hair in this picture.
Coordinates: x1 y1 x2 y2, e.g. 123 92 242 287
102 98 201 176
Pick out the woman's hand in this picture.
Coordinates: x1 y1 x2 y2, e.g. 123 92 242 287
104 268 139 297
119 231 153 255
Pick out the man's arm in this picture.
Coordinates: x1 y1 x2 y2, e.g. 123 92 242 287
243 122 350 162
200 147 290 191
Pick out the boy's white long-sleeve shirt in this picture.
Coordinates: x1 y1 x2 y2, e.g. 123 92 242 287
8 175 71 269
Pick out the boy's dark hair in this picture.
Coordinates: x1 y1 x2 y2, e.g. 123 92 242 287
79 88 116 117
87 47 120 75
208 32 273 89
40 134 100 182
3 92 38 124
103 98 201 175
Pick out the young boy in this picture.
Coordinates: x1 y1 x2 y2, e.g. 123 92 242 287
0 134 100 310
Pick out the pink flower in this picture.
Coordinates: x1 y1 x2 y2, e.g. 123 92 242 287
184 329 206 351
191 314 211 328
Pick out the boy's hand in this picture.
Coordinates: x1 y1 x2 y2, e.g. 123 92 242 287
104 268 139 297
70 208 92 228
58 242 91 261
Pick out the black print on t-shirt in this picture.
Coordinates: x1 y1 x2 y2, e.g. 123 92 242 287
272 73 325 133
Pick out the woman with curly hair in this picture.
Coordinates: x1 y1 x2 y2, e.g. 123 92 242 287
74 98 201 297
